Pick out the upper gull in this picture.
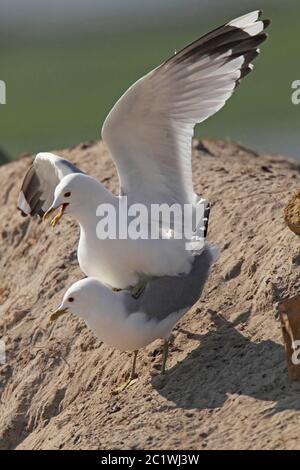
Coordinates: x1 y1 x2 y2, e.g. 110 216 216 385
17 10 270 289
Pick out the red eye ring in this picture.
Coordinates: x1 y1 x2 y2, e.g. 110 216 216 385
64 191 71 197
68 297 74 302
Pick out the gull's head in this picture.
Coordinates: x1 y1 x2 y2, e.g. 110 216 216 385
49 278 110 323
43 173 95 226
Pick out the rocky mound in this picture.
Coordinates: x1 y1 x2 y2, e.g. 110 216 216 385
0 139 299 450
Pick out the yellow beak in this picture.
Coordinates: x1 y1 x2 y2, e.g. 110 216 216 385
43 204 66 227
43 206 56 222
49 307 68 324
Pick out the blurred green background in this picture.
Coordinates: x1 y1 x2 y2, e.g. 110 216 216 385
1 0 299 162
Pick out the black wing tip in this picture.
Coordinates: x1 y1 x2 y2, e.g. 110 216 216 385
167 12 271 67
17 205 44 218
263 19 272 29
17 204 34 217
258 31 269 43
17 207 29 217
18 164 42 218
204 203 211 238
243 10 270 24
244 48 260 61
232 21 269 87
240 65 253 80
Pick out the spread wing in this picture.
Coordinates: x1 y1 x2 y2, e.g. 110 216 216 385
102 10 270 206
17 152 83 217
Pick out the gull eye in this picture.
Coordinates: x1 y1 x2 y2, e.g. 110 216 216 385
64 191 71 198
68 297 74 303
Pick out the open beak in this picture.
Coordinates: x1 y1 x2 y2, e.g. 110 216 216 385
43 206 56 222
43 203 69 227
49 307 69 324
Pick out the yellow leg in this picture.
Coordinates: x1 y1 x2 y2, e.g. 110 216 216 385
112 351 139 394
161 340 169 375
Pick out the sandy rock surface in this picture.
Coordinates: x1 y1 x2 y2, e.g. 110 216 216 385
285 188 300 235
0 139 299 450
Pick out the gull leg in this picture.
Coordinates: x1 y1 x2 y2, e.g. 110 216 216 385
131 280 147 299
112 350 139 394
130 349 138 380
161 340 169 375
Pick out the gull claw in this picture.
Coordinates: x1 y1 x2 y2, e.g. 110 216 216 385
111 378 138 395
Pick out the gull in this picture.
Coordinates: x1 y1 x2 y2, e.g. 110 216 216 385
50 242 219 390
17 11 270 291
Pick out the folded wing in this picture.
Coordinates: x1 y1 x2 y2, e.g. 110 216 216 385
17 152 83 217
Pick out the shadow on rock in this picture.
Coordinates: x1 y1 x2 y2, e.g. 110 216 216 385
152 311 299 413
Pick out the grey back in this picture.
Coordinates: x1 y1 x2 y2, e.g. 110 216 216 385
121 244 216 322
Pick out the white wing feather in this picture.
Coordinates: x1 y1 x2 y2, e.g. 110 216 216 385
18 152 82 216
102 10 269 206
